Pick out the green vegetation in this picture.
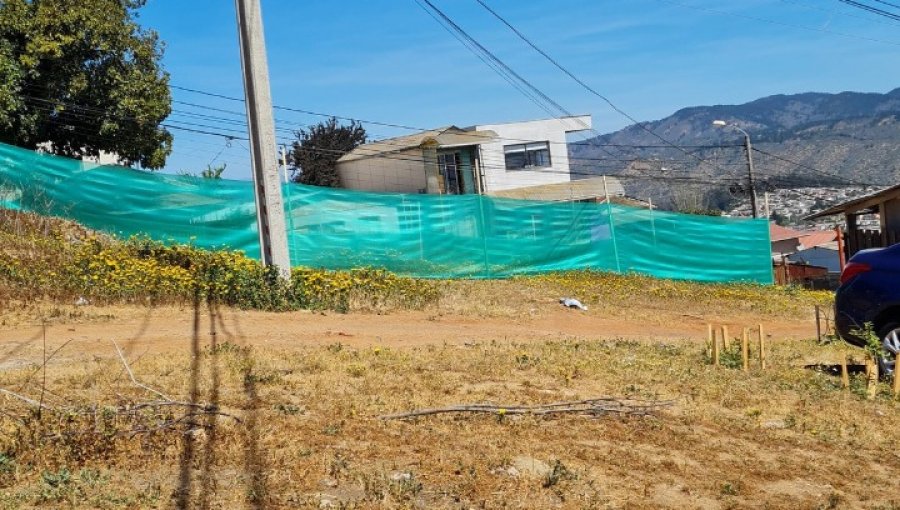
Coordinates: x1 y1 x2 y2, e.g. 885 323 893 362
0 0 171 168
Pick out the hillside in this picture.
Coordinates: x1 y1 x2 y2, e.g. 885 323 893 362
572 88 900 209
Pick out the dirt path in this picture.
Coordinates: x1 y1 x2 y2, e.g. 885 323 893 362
0 303 817 367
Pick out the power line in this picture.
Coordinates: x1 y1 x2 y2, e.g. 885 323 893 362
652 0 900 46
472 0 723 169
872 0 900 9
836 0 900 21
779 0 900 26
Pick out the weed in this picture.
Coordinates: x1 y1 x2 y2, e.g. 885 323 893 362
207 341 249 356
273 403 304 416
543 460 577 488
39 468 77 502
721 481 740 496
322 422 343 436
388 472 423 502
0 454 12 475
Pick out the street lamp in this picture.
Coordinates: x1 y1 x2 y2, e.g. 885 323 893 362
713 120 758 218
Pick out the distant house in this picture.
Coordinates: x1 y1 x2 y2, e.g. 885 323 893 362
769 223 841 287
335 115 597 199
769 223 837 258
805 184 900 258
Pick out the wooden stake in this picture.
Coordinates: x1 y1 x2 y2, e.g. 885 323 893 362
741 328 749 372
758 324 766 370
815 305 822 343
841 355 850 389
866 357 879 400
706 324 713 361
892 359 899 398
713 327 720 367
722 325 730 351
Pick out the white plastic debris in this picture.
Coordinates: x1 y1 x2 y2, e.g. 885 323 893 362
75 296 90 306
559 298 588 311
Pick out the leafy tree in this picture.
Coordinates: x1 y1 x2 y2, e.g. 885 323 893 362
0 0 172 169
200 163 226 179
289 117 366 187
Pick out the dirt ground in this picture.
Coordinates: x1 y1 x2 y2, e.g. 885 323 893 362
0 303 819 364
1 301 898 509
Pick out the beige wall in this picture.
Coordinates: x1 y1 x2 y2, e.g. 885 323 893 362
337 148 428 193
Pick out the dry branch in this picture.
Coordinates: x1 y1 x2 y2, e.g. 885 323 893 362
0 387 55 411
112 338 172 401
380 397 675 420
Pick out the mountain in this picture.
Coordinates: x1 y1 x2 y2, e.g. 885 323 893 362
571 88 900 210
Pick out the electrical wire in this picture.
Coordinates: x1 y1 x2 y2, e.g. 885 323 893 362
652 0 900 46
835 0 900 21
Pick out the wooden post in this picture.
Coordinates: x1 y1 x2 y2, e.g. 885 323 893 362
893 360 899 398
841 355 850 389
722 325 730 351
707 324 713 361
866 357 879 400
758 324 766 370
815 306 822 343
836 225 846 272
741 328 749 372
713 327 720 367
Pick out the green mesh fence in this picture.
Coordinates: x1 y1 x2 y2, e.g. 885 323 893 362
0 142 774 283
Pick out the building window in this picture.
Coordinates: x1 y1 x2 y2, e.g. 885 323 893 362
504 142 551 170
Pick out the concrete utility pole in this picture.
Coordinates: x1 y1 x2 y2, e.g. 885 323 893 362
743 132 759 219
713 120 758 218
235 0 291 278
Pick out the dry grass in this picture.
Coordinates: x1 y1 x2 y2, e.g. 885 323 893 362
0 304 897 509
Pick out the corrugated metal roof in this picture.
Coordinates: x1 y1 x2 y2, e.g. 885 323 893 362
337 127 496 163
769 223 807 242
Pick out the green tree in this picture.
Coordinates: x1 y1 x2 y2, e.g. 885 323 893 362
200 163 226 179
289 117 366 187
0 0 172 169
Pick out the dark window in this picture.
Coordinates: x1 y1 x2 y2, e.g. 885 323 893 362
504 142 551 170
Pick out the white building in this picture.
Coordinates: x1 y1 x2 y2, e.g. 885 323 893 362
335 115 595 199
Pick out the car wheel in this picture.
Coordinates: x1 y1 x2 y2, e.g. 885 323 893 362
877 322 899 378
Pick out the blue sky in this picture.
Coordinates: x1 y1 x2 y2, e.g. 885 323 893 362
139 0 900 179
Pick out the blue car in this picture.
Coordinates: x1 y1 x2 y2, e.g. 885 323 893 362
835 243 900 377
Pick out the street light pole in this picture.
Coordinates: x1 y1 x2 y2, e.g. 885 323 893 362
713 120 758 218
235 0 291 279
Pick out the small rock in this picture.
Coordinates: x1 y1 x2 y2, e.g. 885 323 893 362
75 296 89 306
185 428 207 441
559 298 588 311
762 419 787 429
390 472 412 482
511 456 552 478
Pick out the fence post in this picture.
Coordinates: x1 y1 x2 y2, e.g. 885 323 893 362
866 357 879 400
476 194 491 277
893 359 900 398
841 355 850 389
742 328 749 371
603 176 622 273
815 305 822 343
836 226 846 271
713 327 720 367
722 325 730 351
758 324 766 370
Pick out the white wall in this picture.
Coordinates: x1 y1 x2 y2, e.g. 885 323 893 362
474 115 591 193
